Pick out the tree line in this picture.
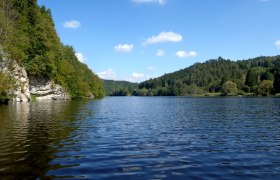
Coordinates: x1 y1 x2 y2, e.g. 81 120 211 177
136 56 280 96
0 0 104 102
103 80 138 96
105 56 280 97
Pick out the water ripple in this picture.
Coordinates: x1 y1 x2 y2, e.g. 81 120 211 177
1 98 280 179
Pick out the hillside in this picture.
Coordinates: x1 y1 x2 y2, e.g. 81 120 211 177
103 80 138 96
0 0 104 102
136 56 280 96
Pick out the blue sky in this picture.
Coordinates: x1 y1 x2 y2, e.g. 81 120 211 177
38 0 280 82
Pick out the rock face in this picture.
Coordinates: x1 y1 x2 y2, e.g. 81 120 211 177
1 58 69 102
12 64 31 102
29 77 70 100
10 62 70 102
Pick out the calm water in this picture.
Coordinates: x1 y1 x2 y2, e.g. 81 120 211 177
1 97 280 179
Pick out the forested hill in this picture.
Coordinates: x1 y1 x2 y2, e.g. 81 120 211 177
136 56 280 96
103 80 138 96
0 0 104 100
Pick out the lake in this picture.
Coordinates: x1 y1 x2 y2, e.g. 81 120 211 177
0 97 280 179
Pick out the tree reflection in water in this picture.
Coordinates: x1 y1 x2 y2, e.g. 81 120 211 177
0 100 95 179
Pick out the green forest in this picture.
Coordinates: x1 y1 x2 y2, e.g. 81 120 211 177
104 80 138 96
136 56 280 96
0 0 104 101
105 56 280 97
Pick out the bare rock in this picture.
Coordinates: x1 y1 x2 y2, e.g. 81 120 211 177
2 59 70 102
12 64 31 102
29 77 70 100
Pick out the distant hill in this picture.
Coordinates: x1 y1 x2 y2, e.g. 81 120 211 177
103 80 138 96
136 56 280 96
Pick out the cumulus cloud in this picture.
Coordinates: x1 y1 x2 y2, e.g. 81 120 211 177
156 49 166 57
131 0 166 5
75 52 86 62
143 31 183 46
275 40 280 48
63 20 81 29
176 51 197 58
147 66 156 71
114 44 134 53
132 72 145 79
124 72 148 82
97 69 116 80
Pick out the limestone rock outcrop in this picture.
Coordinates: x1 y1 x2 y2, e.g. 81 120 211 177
10 63 70 102
29 77 70 100
12 64 31 102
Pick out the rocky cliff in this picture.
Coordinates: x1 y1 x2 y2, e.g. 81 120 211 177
11 63 70 102
12 64 31 102
29 77 70 100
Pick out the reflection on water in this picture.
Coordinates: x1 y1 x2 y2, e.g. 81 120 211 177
0 97 280 179
0 100 94 179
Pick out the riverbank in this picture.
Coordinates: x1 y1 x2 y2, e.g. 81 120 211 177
203 92 280 97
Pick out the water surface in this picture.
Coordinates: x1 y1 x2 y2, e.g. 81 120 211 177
1 97 280 179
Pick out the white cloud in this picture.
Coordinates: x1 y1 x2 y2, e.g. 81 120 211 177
156 49 166 57
147 66 156 71
75 52 86 62
143 31 183 46
97 70 153 82
97 69 116 80
275 40 280 48
63 20 81 29
176 51 197 58
259 0 271 2
132 72 145 79
124 72 149 82
131 0 166 5
114 44 134 53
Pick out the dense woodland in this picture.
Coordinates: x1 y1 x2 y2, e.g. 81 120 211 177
0 0 104 101
104 80 138 96
136 56 280 96
105 56 280 97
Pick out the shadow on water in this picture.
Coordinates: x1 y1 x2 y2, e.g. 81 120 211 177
0 100 98 179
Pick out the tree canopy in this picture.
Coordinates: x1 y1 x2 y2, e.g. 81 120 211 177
135 56 280 96
103 80 138 96
0 0 104 100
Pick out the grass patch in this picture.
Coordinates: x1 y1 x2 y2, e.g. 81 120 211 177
31 95 37 102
